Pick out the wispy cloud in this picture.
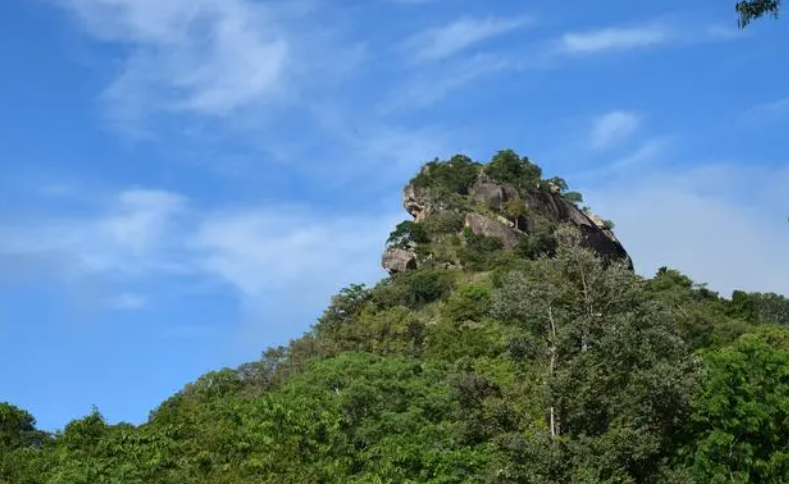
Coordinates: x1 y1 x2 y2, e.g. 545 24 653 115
590 110 641 149
99 189 186 259
109 292 148 310
378 53 512 113
0 188 187 278
585 161 789 297
403 16 530 63
0 188 397 307
558 19 741 56
57 0 371 140
62 0 290 120
747 96 789 117
560 24 670 54
55 0 451 186
191 209 395 297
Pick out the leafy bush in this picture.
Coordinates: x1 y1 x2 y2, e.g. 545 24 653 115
726 291 789 326
423 211 466 236
514 229 557 260
677 328 789 483
373 269 455 310
484 149 542 190
445 285 492 322
411 154 481 195
327 306 425 356
386 220 430 249
542 175 584 205
505 333 541 361
561 191 583 204
458 228 506 271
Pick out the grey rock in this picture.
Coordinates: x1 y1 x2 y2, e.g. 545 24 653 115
403 184 430 222
470 175 519 211
464 213 523 250
382 248 418 274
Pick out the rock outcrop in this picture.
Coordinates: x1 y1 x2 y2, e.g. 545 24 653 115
403 184 429 222
469 175 520 211
522 190 631 267
464 213 523 250
384 163 632 273
382 248 418 274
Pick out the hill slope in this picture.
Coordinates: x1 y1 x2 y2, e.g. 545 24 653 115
3 150 789 484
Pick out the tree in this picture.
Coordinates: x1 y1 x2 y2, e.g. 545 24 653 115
410 154 481 196
736 0 782 27
0 404 40 449
485 149 543 190
491 227 698 481
386 220 430 249
676 328 789 483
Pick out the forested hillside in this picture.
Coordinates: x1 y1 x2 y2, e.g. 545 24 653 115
3 151 789 483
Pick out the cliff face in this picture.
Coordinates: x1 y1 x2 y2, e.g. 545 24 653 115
382 155 632 274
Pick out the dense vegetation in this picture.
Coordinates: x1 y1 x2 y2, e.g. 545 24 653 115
4 152 789 483
736 0 782 28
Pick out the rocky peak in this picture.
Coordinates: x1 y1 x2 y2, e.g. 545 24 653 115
382 152 632 274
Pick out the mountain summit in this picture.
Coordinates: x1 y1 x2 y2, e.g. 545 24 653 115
383 150 631 275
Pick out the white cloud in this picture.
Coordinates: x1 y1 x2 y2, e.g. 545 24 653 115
560 24 670 54
584 161 789 298
747 96 789 117
99 189 186 257
404 16 530 63
590 110 641 149
110 292 148 310
0 188 400 309
62 0 290 119
191 208 395 297
0 188 187 278
379 54 512 113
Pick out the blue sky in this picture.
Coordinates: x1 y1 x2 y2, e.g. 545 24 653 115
1 0 788 431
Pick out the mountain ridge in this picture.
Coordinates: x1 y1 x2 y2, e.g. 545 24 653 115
3 150 789 483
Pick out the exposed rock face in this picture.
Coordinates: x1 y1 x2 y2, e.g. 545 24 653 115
464 213 523 250
470 175 519 210
523 190 631 268
382 248 418 274
403 184 429 222
385 170 632 273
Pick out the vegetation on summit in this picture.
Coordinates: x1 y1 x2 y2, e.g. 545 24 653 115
3 150 789 483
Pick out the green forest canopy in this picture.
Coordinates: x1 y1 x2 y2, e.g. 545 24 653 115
3 151 789 483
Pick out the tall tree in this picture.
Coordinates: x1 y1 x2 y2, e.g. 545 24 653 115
491 227 699 482
736 0 782 27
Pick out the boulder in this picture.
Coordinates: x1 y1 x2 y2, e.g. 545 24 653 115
509 190 631 268
382 248 418 274
470 175 519 211
464 213 523 250
403 184 429 222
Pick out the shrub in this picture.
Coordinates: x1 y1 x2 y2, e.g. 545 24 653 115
411 154 481 195
387 220 430 249
485 149 542 190
515 230 557 260
328 306 425 356
561 191 583 204
423 211 466 236
445 285 492 322
506 333 541 361
373 269 455 310
458 228 506 271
